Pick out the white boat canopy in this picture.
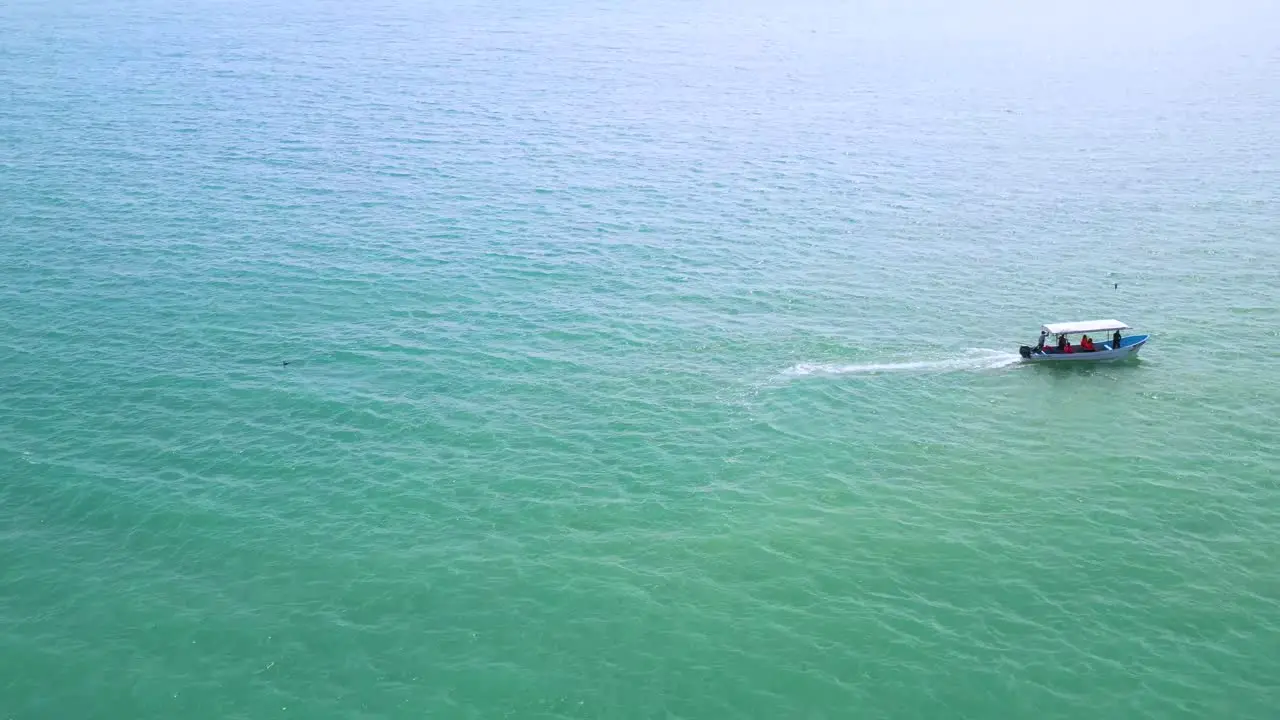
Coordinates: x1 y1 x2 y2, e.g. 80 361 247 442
1041 319 1131 335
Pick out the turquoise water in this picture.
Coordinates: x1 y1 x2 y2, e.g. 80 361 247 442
3 0 1280 717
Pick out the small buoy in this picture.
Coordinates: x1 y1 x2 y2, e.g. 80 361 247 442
282 361 290 367
1114 283 1118 289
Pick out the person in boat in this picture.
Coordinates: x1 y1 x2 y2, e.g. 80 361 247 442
1113 330 1122 350
1056 334 1067 353
1081 335 1094 352
1037 330 1048 352
1063 339 1074 354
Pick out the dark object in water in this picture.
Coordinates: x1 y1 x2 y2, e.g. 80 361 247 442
1019 345 1033 358
282 361 291 367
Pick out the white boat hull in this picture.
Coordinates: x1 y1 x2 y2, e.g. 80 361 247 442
1020 335 1149 363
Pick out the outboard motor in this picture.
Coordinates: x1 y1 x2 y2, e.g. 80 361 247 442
1019 345 1032 358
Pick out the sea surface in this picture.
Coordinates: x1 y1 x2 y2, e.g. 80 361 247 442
3 0 1280 718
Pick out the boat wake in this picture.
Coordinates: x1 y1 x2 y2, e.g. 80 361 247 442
781 349 1022 378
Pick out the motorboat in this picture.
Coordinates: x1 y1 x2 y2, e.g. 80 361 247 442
1019 319 1148 363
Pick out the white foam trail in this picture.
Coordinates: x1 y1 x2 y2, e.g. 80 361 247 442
782 349 1021 378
